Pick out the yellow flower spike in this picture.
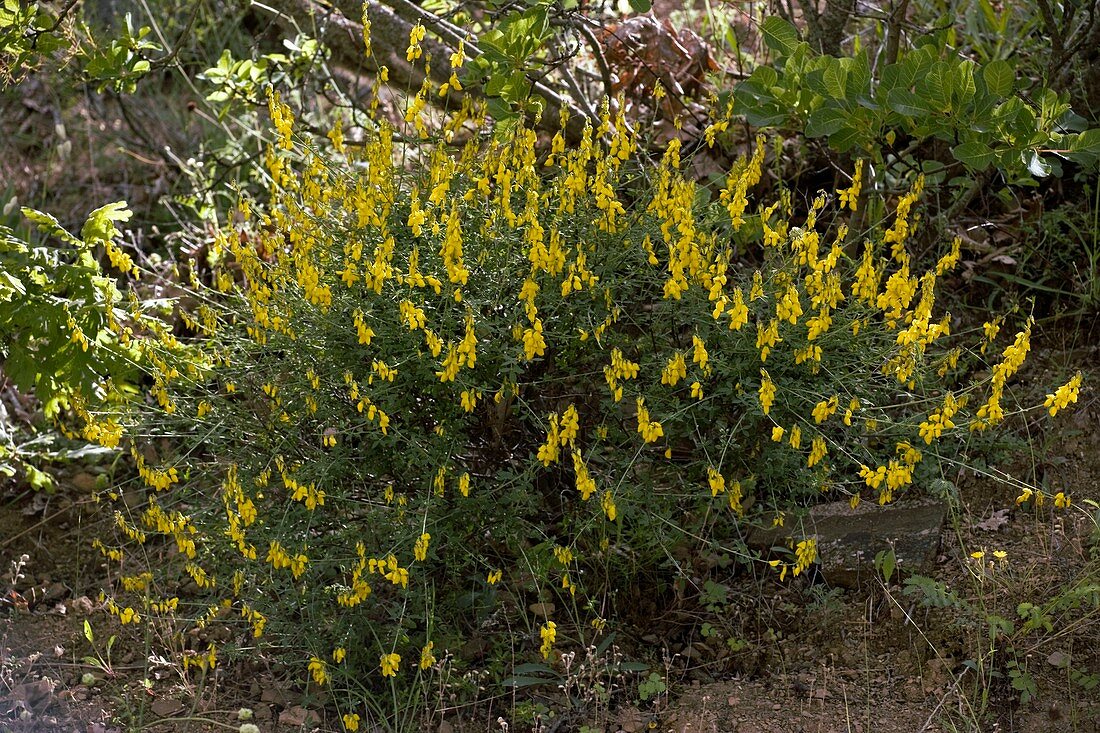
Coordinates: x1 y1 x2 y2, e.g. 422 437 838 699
333 647 346 663
420 641 436 670
1054 492 1071 508
308 656 328 685
487 569 502 585
635 398 663 443
344 713 361 731
1044 372 1083 416
601 491 617 521
771 426 785 442
788 425 802 449
539 621 557 659
380 652 401 677
414 532 431 562
758 370 776 415
405 22 425 62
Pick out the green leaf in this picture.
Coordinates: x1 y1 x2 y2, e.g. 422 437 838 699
80 201 132 245
828 124 864 152
805 106 848 137
822 59 848 100
1025 151 1051 177
761 16 799 57
952 141 996 170
919 61 951 112
848 51 871 98
628 0 652 11
982 59 1014 98
84 619 94 644
747 65 779 88
21 207 81 246
1069 128 1100 154
502 675 555 688
886 88 932 117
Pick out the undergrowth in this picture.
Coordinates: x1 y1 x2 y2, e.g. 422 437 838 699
5 26 1088 733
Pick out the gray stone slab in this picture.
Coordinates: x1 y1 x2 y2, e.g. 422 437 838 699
747 497 948 589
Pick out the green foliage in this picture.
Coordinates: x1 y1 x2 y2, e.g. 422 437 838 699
70 78 1080 729
81 13 159 93
0 0 70 80
199 35 326 116
0 203 142 418
466 2 554 120
732 17 1100 184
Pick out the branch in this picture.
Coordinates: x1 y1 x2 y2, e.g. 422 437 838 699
298 0 597 138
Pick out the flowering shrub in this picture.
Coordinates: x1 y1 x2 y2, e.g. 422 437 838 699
69 60 1084 730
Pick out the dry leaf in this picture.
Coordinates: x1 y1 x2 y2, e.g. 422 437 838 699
975 508 1010 531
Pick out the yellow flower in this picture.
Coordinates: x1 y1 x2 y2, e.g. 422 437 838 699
333 647 346 663
414 532 431 562
539 621 557 659
406 22 425 61
487 569 502 585
380 652 401 677
309 656 328 685
707 466 725 496
771 426 785 442
635 398 664 443
1044 372 1083 416
1054 491 1071 508
343 713 361 731
420 641 436 670
758 370 776 415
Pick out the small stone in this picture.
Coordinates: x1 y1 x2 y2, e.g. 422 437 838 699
278 706 320 726
1046 650 1070 668
150 698 184 717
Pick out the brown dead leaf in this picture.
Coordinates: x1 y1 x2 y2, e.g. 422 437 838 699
975 508 1010 532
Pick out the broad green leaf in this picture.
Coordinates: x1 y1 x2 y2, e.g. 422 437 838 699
822 59 848 100
1025 151 1051 177
919 61 951 112
1069 128 1100 154
502 675 555 688
886 88 932 117
761 16 799 57
744 103 789 127
828 124 864 152
952 141 995 170
952 60 977 106
805 106 848 137
748 65 778 88
982 59 1014 98
848 51 871 98
628 0 652 11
